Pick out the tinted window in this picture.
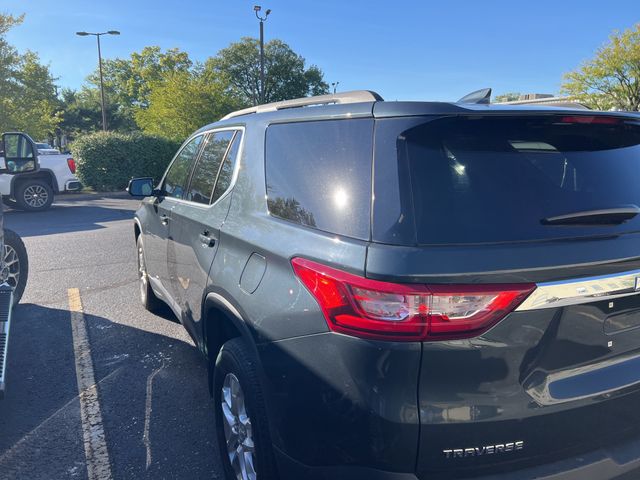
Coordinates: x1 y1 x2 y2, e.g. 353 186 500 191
266 119 373 240
375 115 640 245
164 135 203 199
186 131 234 204
212 131 242 203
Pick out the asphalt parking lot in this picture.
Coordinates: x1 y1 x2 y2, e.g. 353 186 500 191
0 194 223 479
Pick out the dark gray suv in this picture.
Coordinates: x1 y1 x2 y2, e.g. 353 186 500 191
129 91 640 480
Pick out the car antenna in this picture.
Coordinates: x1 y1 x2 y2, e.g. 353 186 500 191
457 88 492 105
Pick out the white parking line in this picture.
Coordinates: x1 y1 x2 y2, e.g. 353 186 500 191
143 363 164 470
68 288 113 480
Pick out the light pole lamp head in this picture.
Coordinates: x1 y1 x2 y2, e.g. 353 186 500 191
254 5 261 11
265 9 271 16
76 31 90 36
107 30 120 35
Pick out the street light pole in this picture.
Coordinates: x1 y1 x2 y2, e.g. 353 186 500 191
331 81 340 94
76 30 120 131
254 6 271 105
96 34 107 131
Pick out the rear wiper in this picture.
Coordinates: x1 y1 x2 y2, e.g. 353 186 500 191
541 206 640 226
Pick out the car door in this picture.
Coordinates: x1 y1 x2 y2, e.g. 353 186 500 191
143 134 204 306
168 129 242 344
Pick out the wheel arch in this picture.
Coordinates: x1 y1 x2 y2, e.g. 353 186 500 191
10 169 58 197
202 292 257 396
133 218 142 242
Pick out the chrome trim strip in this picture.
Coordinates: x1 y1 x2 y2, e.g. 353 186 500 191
516 269 640 311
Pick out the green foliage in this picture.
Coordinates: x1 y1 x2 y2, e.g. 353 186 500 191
208 37 329 106
0 13 60 138
83 46 194 128
59 87 136 137
134 70 243 141
71 131 180 191
562 23 640 111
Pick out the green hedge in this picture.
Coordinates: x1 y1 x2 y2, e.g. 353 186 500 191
71 132 181 191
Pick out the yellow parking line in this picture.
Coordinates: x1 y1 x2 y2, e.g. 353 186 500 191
68 288 113 480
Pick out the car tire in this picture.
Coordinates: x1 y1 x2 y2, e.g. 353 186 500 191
14 180 54 212
136 236 164 313
214 338 277 480
3 229 28 306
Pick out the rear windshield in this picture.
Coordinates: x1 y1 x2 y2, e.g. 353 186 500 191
375 115 640 245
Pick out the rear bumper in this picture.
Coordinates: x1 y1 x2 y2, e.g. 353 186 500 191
275 433 640 480
258 331 640 480
274 447 418 480
64 180 82 192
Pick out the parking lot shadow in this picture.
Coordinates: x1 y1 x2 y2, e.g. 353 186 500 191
3 197 136 238
0 303 221 480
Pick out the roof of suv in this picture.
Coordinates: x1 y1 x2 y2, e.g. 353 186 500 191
200 89 639 132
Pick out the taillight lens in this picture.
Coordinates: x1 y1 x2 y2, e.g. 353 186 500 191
292 258 535 341
67 158 76 174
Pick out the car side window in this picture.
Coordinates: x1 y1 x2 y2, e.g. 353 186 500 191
163 135 203 199
185 131 235 205
266 119 373 240
211 131 242 203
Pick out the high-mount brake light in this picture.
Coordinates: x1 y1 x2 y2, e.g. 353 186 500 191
292 258 536 341
559 115 621 125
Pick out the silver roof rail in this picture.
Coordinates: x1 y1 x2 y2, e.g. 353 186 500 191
220 90 383 121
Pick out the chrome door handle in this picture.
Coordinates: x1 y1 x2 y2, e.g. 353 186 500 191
199 232 216 248
160 215 169 226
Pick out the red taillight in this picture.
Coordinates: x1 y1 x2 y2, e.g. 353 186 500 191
292 258 535 341
67 158 76 174
559 115 621 125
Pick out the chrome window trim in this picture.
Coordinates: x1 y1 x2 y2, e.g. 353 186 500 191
159 126 245 210
516 268 640 311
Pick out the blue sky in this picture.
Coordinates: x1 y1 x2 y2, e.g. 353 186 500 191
3 0 639 101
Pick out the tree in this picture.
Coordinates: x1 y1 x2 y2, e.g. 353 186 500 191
134 70 242 141
0 13 60 138
493 92 521 103
59 87 136 138
209 37 329 106
82 46 193 130
562 23 640 111
88 46 193 109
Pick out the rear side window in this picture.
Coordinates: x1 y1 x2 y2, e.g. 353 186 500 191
374 115 640 245
212 131 242 203
186 131 234 204
164 135 203 199
266 119 374 240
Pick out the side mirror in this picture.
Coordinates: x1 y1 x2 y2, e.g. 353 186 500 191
127 177 155 197
0 132 39 174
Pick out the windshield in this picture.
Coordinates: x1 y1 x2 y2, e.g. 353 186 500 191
374 115 640 245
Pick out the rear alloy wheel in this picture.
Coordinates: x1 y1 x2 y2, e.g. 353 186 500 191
15 180 54 212
137 236 164 313
2 229 28 306
214 339 277 480
222 373 257 480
